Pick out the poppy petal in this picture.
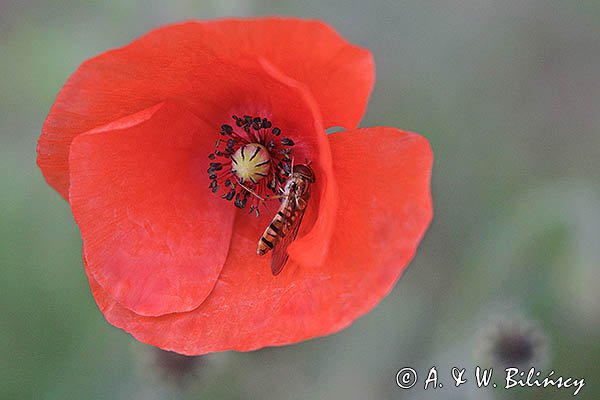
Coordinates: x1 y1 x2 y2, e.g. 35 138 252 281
84 127 432 355
37 18 373 200
195 18 375 129
69 102 236 316
257 59 338 270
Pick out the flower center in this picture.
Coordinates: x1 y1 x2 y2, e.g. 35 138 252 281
207 115 296 216
231 143 271 184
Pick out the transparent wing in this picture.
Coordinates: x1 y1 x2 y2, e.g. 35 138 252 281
270 208 305 275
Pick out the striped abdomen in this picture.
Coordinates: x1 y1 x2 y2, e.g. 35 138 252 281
257 200 298 255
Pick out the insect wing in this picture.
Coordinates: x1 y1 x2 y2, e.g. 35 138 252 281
270 208 305 275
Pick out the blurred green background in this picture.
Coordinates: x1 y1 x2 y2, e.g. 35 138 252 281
2 1 599 399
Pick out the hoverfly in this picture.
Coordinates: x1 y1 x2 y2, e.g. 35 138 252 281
257 164 315 275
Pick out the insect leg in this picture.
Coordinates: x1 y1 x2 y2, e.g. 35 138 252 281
236 179 266 201
237 178 286 201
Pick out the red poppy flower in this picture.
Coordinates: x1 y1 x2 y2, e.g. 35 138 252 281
37 17 433 355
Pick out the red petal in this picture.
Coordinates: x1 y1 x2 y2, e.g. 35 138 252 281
37 18 373 199
258 60 338 270
85 127 432 355
69 102 236 316
196 18 375 129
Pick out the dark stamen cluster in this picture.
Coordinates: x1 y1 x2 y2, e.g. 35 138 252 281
233 115 273 131
207 115 296 216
